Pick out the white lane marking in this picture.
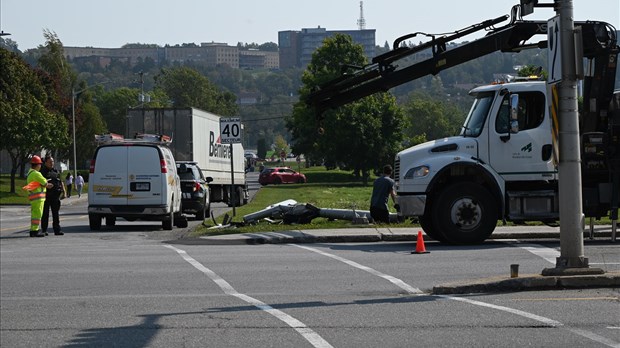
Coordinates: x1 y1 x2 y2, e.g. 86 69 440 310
436 295 561 327
292 244 620 348
164 245 332 348
292 244 423 294
568 328 620 348
513 243 560 264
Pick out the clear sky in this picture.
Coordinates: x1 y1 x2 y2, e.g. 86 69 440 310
2 0 618 51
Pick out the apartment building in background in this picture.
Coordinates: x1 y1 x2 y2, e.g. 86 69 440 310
278 27 376 68
64 43 277 70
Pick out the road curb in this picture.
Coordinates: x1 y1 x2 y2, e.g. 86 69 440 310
432 271 620 295
190 229 615 245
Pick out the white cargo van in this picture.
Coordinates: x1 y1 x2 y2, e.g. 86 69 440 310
87 134 187 230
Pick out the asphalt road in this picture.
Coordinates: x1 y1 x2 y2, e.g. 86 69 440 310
1 234 619 347
1 171 619 347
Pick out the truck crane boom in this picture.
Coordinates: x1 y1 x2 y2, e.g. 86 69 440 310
307 5 617 128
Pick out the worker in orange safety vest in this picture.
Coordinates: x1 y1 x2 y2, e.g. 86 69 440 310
24 155 53 237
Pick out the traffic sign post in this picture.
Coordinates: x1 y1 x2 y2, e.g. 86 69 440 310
547 16 562 84
220 117 242 144
220 118 242 216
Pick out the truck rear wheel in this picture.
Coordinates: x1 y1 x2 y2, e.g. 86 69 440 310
106 216 116 227
432 182 497 244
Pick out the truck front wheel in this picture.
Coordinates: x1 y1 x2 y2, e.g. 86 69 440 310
419 213 446 242
432 182 497 244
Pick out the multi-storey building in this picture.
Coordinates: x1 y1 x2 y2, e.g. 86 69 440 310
239 49 279 69
63 43 265 69
278 27 376 68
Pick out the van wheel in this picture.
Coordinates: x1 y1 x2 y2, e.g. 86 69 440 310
432 182 497 244
89 214 102 231
162 210 174 230
106 216 116 227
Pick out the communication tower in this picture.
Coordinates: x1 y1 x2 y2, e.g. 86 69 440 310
357 1 366 30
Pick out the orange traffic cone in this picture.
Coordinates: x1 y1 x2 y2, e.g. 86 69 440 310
412 230 430 254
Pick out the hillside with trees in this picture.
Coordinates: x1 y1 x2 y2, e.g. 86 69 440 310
3 32 619 181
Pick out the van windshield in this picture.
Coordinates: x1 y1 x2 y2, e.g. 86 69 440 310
460 92 494 137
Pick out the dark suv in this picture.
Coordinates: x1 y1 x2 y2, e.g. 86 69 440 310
176 161 212 220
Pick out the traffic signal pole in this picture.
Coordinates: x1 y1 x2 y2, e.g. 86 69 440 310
542 0 603 276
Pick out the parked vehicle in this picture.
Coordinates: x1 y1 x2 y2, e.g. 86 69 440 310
177 161 212 220
88 134 188 230
127 107 248 207
259 167 306 185
307 6 619 244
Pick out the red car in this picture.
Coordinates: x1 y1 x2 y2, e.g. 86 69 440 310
259 167 306 185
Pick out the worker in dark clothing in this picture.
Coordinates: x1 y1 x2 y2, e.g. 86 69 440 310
40 156 65 236
370 165 397 224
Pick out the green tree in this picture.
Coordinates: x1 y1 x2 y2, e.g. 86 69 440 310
35 30 79 163
154 66 238 116
518 64 548 80
401 90 466 144
288 34 405 182
75 102 106 166
94 87 171 135
273 135 289 158
0 48 67 192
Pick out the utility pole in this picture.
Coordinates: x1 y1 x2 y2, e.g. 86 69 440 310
542 0 603 276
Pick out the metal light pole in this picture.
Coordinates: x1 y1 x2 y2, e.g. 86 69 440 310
542 0 603 276
72 88 77 182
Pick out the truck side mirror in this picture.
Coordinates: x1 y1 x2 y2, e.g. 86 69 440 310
510 94 520 134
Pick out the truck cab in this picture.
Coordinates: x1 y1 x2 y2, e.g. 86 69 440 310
396 80 562 244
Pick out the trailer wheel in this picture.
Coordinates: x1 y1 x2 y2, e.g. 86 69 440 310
237 186 245 206
89 213 102 231
106 216 116 227
432 182 497 244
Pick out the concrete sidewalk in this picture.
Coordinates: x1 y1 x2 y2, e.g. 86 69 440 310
189 225 620 295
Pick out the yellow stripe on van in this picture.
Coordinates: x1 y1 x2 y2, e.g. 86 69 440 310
92 185 123 195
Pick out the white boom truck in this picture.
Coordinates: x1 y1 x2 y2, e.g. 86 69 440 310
307 4 619 244
126 107 248 207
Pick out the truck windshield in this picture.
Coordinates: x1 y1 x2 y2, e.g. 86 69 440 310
460 92 494 137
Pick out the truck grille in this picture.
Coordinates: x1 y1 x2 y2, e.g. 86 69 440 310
394 158 400 183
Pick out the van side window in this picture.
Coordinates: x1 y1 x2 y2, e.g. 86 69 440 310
495 91 545 133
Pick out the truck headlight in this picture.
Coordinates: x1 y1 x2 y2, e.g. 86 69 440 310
404 165 430 179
